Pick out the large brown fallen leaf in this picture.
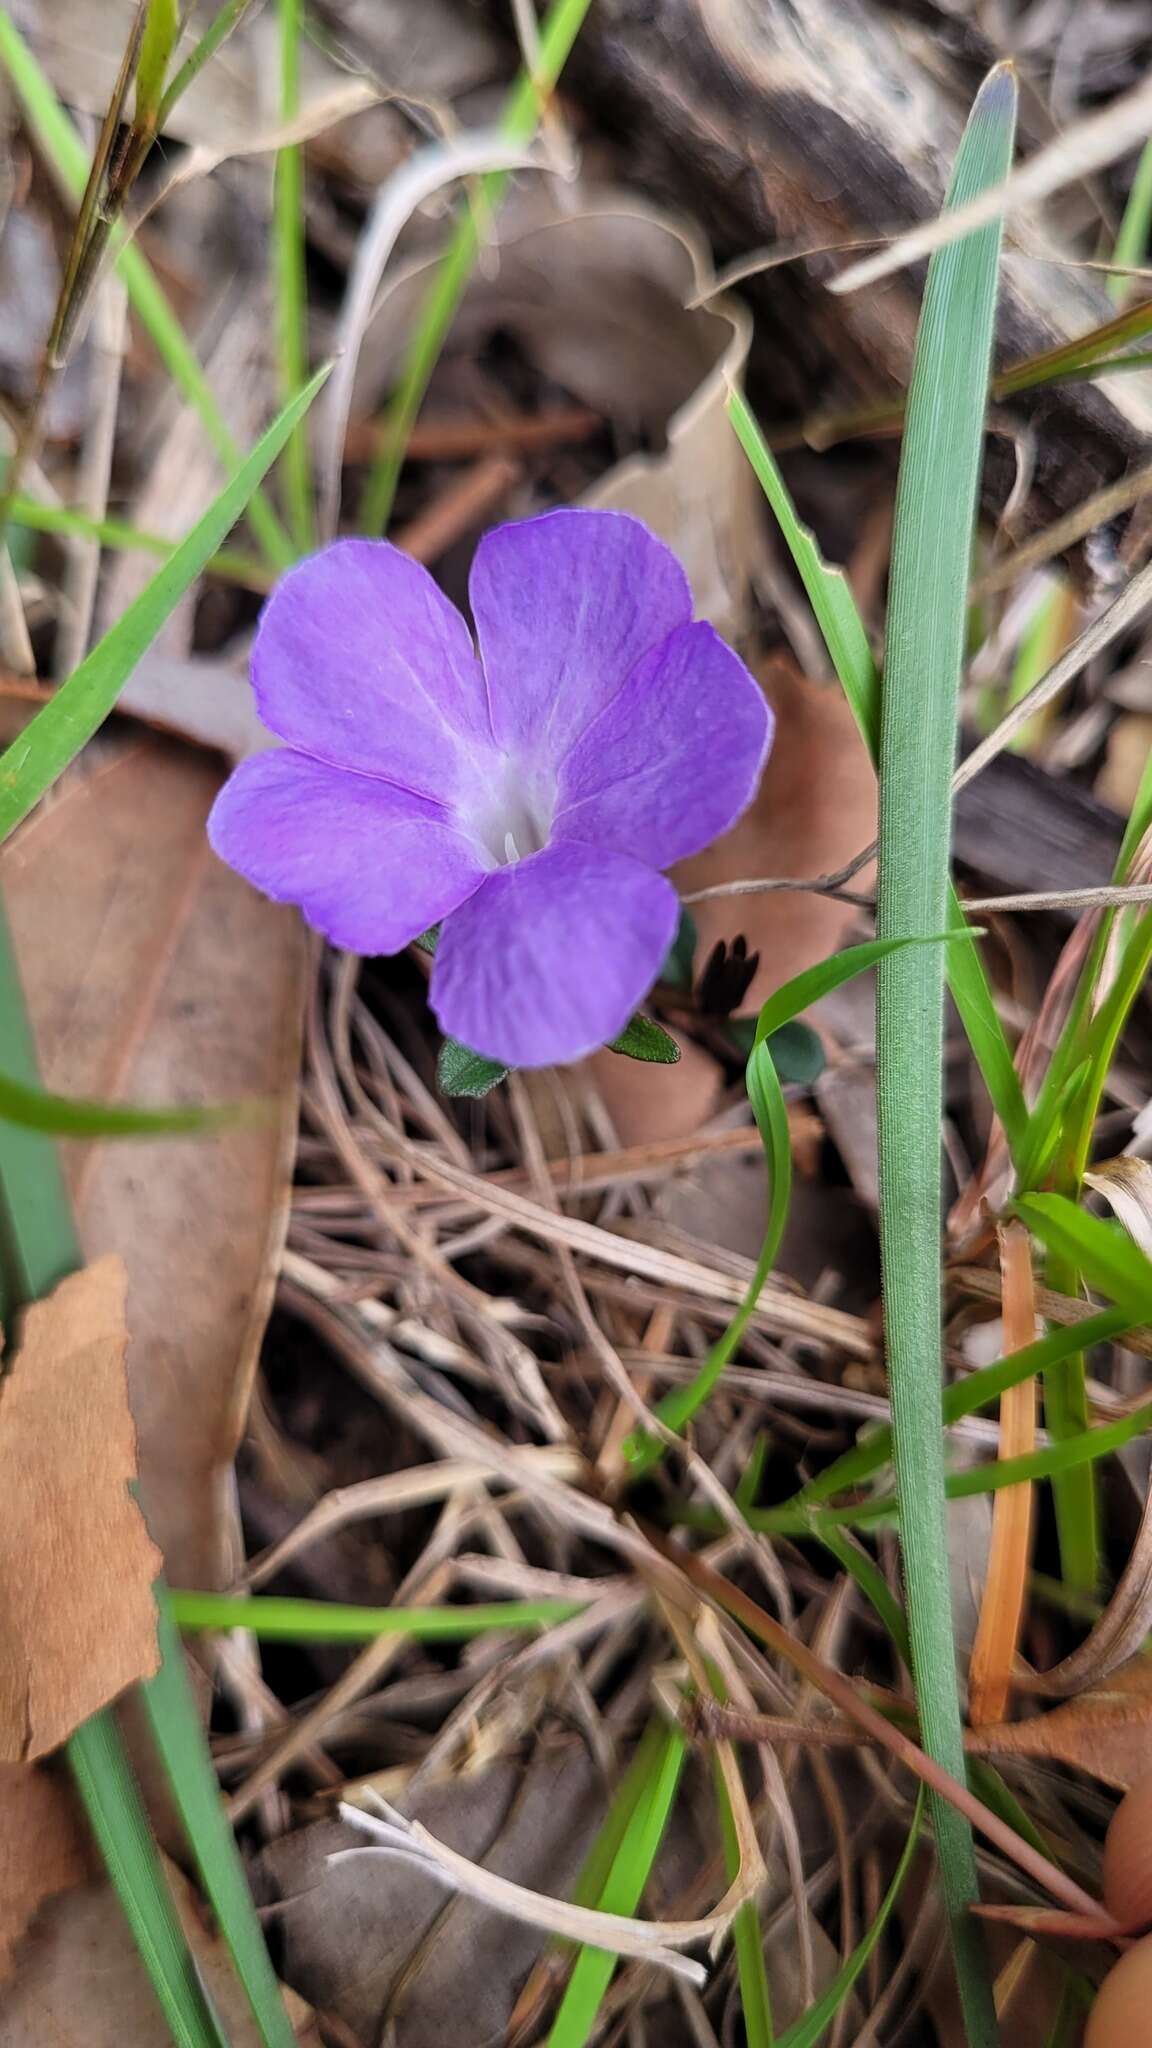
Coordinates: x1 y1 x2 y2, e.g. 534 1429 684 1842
0 1258 160 1761
2 729 305 1591
0 1860 319 2045
0 1765 93 1976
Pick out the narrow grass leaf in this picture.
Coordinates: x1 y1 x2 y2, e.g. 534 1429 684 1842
547 1724 687 2048
0 9 294 570
730 388 1026 1153
1015 1193 1152 1319
274 0 314 553
170 1591 585 1639
624 934 961 1474
0 365 329 844
141 1589 300 2048
0 1069 248 1137
873 63 1016 2043
136 0 179 123
67 1710 232 2048
775 1790 925 2048
360 0 593 533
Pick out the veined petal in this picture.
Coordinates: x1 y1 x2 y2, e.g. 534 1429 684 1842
249 540 492 805
208 751 488 955
430 841 678 1068
469 509 693 768
553 621 772 868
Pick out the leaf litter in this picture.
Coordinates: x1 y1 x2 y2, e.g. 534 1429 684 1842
5 6 1152 2045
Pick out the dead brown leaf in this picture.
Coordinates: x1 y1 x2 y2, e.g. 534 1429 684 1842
0 1764 94 1978
676 656 877 1015
0 1859 319 2045
2 731 305 1590
967 1658 1152 1790
0 1258 161 1761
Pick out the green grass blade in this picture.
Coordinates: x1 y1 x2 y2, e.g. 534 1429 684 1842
0 7 294 572
0 365 328 844
728 389 879 749
624 934 962 1475
729 389 1026 1154
158 0 256 128
1109 138 1152 302
793 1306 1131 1509
775 1790 925 2048
136 0 179 124
547 1724 687 2048
874 63 1016 2043
0 1069 249 1136
816 1524 911 1668
273 0 314 553
170 1591 585 1639
68 1710 233 2048
1014 1193 1152 1317
359 0 593 533
142 1590 297 2048
0 901 79 1316
704 1666 773 2048
8 491 271 589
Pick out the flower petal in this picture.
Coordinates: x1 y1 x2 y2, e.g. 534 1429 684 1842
208 751 488 954
553 621 772 868
250 540 492 804
430 842 679 1068
469 509 693 766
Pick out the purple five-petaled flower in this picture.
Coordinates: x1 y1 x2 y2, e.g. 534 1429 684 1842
208 509 772 1068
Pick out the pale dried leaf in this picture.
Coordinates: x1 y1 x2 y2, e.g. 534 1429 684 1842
1085 1158 1152 1263
966 1657 1152 1789
3 734 305 1589
0 1258 161 1760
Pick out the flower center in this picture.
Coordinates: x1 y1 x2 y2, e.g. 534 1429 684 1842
466 756 556 869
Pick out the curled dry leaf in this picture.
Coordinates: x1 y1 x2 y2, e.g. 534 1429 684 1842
0 1257 161 1761
2 730 305 1591
966 1656 1152 1790
1085 1159 1152 1264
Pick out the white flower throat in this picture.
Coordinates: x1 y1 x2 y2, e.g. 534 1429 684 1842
467 755 556 869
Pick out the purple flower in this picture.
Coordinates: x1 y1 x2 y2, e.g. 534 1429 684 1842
208 509 772 1068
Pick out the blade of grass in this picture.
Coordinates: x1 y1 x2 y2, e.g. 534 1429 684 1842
873 62 1016 2041
547 1722 687 2048
169 1591 585 1639
793 1307 1131 1510
68 1710 233 2048
775 1788 925 2048
0 364 328 843
0 1068 251 1136
0 7 295 572
273 0 314 553
7 491 271 589
728 388 1027 1157
141 1588 299 2048
359 0 592 534
624 933 963 1475
1014 1193 1152 1318
703 1665 773 2048
1108 138 1152 303
157 0 257 129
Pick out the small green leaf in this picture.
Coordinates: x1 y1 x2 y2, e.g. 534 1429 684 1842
660 906 697 990
1014 1192 1152 1319
607 1014 681 1064
413 924 440 956
436 1038 509 1097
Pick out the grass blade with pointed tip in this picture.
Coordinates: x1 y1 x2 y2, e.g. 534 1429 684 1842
0 6 294 571
1014 1194 1152 1318
169 1592 585 1639
873 63 1016 2044
0 1069 252 1137
0 364 329 844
